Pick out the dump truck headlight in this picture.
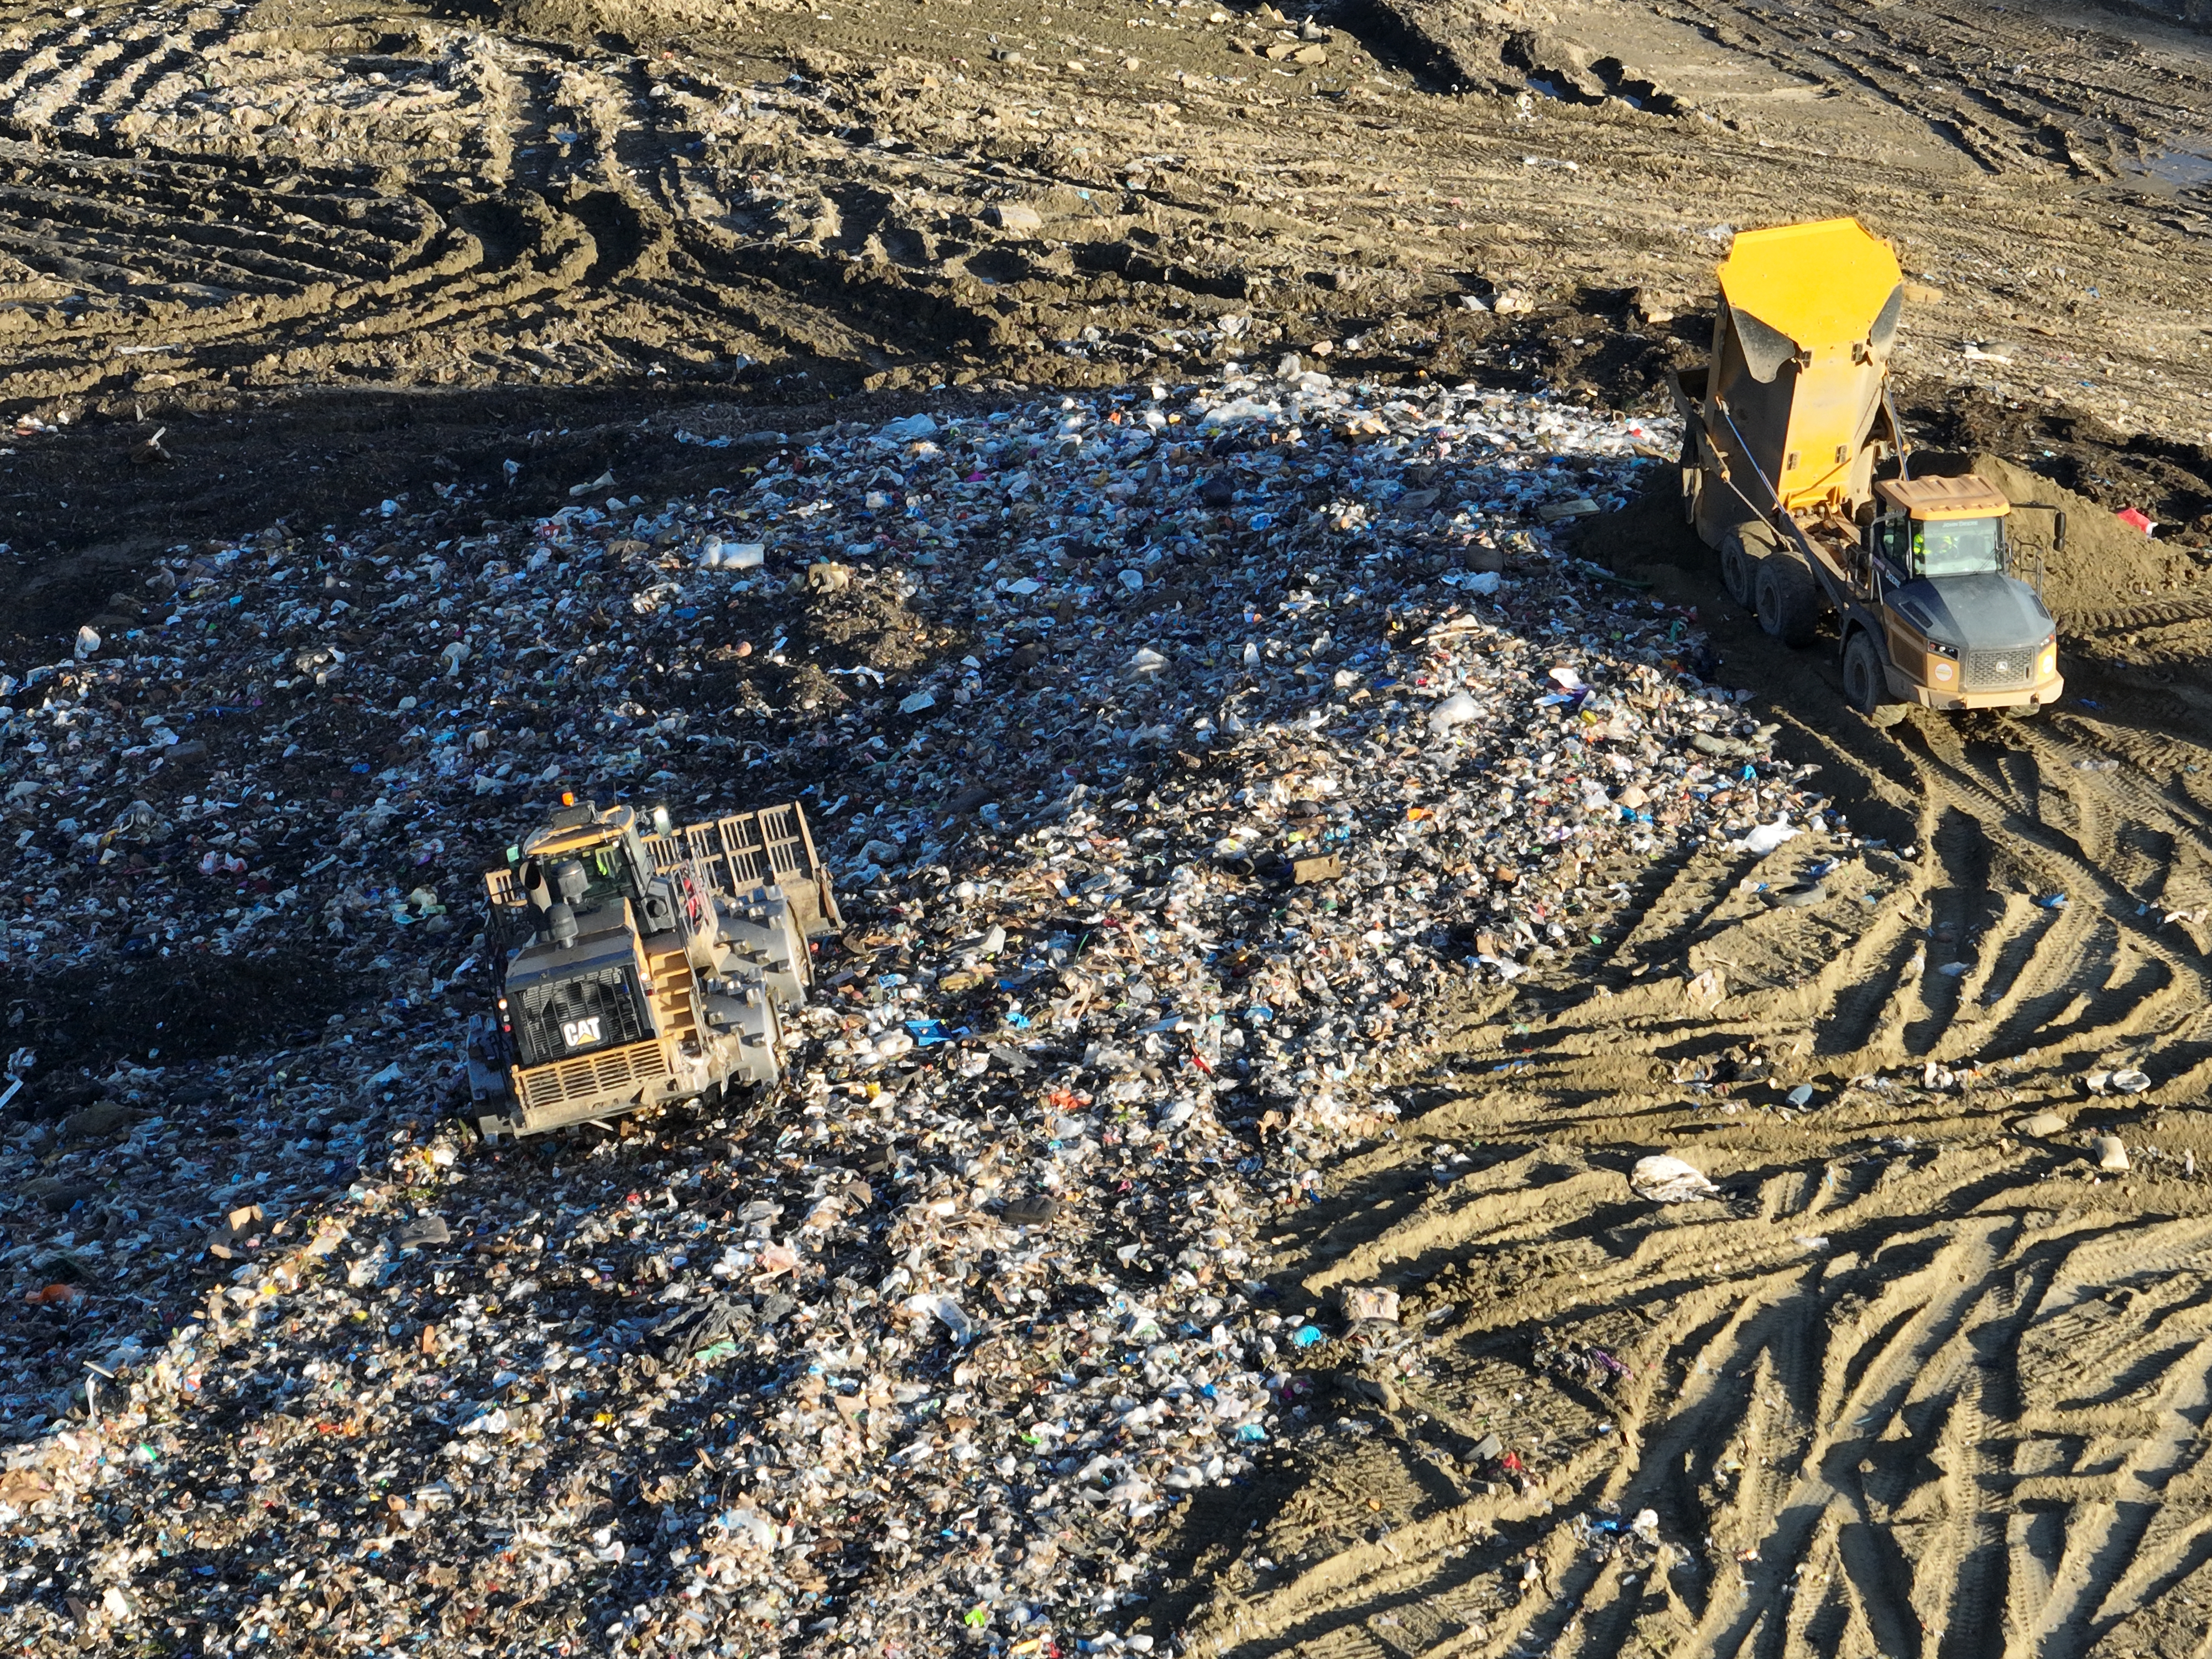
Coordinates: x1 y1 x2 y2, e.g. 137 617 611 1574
1919 635 1958 686
2039 643 2058 679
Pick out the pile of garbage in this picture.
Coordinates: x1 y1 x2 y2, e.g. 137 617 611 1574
0 361 1827 1653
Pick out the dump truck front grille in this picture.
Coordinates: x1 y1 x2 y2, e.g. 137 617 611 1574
1963 649 2035 692
512 965 648 1065
515 1039 666 1114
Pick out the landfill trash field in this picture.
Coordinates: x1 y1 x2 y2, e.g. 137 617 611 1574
8 380 2212 1659
9 0 2212 1655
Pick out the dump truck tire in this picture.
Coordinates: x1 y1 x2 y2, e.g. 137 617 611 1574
1756 552 1820 646
1843 630 1891 716
1719 526 1767 607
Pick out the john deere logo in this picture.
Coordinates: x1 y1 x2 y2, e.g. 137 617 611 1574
1994 658 2011 672
562 1016 603 1047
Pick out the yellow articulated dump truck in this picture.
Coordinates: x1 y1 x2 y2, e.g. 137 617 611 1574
463 796 839 1141
1669 217 2066 721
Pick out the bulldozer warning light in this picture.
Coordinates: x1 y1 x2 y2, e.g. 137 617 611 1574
560 791 576 807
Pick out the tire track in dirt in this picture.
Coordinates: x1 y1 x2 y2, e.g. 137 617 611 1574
0 5 1003 403
12 0 2212 434
1193 1185 2212 1657
1898 718 2212 1094
1178 669 2212 1657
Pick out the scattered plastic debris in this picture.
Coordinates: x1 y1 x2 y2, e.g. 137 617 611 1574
0 368 1840 1653
1630 1154 1723 1203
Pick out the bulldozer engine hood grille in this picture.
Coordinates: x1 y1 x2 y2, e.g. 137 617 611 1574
1889 573 2053 654
511 964 650 1065
514 1039 666 1117
504 922 652 1066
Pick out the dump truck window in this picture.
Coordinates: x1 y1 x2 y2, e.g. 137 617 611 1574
1874 517 1910 577
1912 517 2003 578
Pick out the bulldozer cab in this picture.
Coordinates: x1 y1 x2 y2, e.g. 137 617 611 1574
517 839 642 916
1869 476 2011 582
526 845 641 911
488 800 689 956
486 797 840 964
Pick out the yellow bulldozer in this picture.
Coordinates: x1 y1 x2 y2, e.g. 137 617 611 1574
1669 217 2066 720
463 796 839 1140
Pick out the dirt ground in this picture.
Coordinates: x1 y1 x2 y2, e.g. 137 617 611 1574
11 0 2212 1647
1166 473 2212 1659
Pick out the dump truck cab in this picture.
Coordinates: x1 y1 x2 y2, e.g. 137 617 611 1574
467 797 839 1141
1860 476 2061 709
1667 215 2065 720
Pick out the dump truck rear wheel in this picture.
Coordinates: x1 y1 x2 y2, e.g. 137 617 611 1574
1719 527 1766 607
1756 553 1820 646
1843 630 1891 717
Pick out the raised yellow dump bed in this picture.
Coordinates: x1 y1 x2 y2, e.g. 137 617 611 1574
1715 218 1902 366
1707 216 1905 521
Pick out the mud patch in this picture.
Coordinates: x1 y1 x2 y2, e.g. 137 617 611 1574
1914 388 2212 547
802 572 939 671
